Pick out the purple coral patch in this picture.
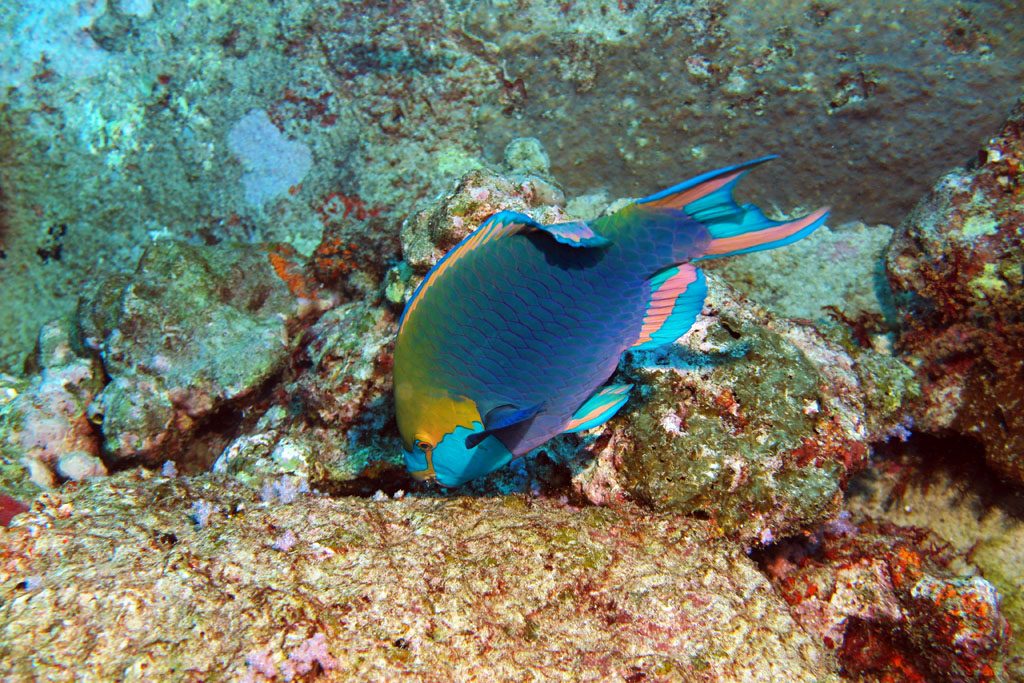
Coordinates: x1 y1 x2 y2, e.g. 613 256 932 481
228 109 312 207
287 633 338 678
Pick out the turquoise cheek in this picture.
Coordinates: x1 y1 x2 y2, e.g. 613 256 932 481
404 448 429 475
432 425 515 487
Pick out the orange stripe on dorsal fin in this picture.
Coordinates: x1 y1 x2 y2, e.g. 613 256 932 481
398 209 612 339
641 171 744 211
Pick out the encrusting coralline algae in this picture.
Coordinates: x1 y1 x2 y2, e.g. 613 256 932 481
888 98 1024 488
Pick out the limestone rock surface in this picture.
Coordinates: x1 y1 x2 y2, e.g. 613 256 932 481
0 472 838 681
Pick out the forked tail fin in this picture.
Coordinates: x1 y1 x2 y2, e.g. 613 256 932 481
636 155 829 260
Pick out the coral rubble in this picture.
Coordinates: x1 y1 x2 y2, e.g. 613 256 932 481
214 298 400 491
1 319 103 492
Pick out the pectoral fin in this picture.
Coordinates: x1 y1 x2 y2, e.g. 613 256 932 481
465 403 543 449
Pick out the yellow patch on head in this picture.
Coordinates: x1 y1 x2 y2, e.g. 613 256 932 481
395 386 481 450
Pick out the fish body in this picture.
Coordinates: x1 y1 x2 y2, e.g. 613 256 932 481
395 157 828 486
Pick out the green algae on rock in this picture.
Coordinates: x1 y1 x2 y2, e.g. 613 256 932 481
77 240 316 468
215 299 402 490
568 278 916 544
467 0 1024 226
0 471 838 681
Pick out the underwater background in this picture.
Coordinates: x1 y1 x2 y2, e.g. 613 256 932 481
0 0 1022 680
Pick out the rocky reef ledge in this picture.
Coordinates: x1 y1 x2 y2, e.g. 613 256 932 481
0 471 835 681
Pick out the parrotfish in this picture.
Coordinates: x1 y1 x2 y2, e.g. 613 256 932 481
394 156 828 486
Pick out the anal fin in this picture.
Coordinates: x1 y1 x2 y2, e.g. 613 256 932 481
632 263 707 350
564 384 633 433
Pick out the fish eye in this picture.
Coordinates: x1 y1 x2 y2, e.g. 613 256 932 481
415 439 433 451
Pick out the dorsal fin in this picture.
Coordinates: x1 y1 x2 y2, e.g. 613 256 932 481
473 210 543 244
398 211 538 334
399 211 611 336
632 263 707 350
480 211 611 247
564 384 633 433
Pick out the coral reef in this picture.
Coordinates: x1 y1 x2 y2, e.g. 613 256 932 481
76 240 320 468
759 518 1010 682
0 2 1020 677
1 0 1022 370
563 278 916 543
0 471 837 681
887 96 1024 484
846 439 1024 679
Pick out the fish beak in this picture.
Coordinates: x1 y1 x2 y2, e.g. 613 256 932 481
410 468 436 482
406 448 437 481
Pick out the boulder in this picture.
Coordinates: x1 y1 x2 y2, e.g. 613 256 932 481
77 241 316 467
887 97 1024 484
0 471 838 681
